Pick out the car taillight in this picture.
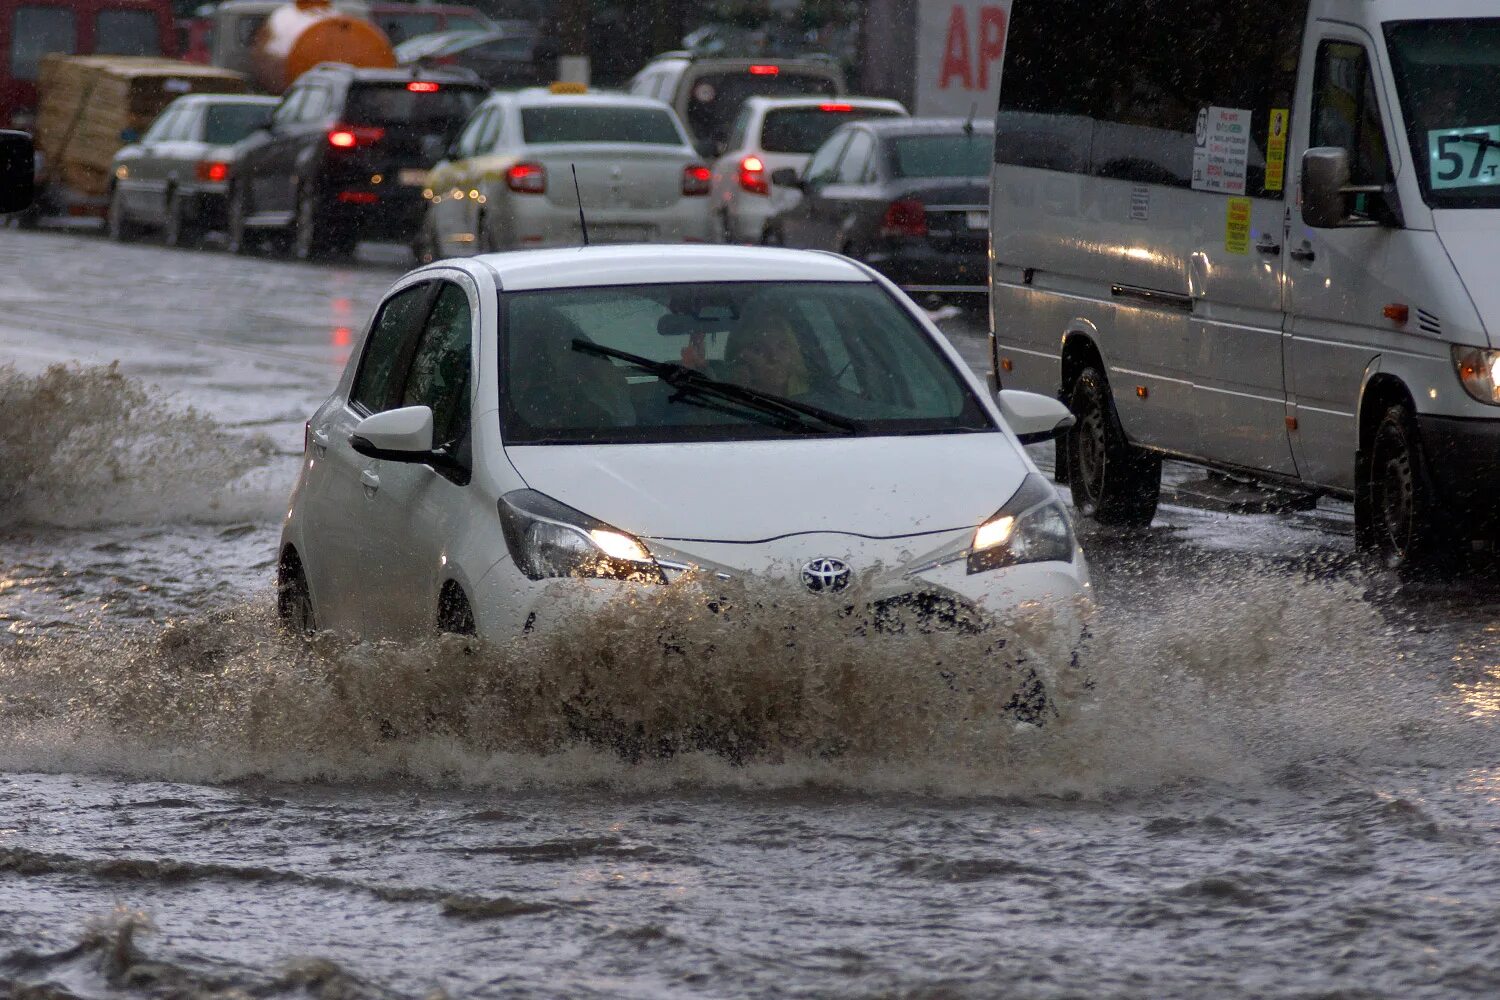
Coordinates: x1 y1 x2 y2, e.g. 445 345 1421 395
881 199 928 238
748 64 779 76
507 162 546 193
682 164 712 196
819 103 854 112
195 160 229 182
737 155 768 195
407 81 440 92
328 125 385 149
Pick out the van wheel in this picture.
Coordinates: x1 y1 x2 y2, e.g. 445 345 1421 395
437 585 477 636
277 554 317 636
1364 403 1444 569
1066 367 1161 527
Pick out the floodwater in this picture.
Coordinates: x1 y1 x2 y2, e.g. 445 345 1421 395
1 230 1497 999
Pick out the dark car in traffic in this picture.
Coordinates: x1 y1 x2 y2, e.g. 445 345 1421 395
766 118 994 292
227 64 485 260
107 93 278 246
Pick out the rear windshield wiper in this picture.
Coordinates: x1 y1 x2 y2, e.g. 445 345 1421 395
570 339 859 436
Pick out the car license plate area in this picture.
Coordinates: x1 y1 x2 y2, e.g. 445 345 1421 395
966 210 989 230
398 168 428 187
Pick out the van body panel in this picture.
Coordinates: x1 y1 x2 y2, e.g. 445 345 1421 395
1432 212 1500 348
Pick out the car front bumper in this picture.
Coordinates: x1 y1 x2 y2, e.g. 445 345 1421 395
1417 413 1500 534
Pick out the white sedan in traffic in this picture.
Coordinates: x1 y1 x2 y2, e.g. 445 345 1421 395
418 86 715 257
278 245 1088 643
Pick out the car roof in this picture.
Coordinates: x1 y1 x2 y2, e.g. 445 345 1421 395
307 65 485 85
504 90 677 112
859 117 996 136
744 96 905 113
176 93 280 105
468 245 873 292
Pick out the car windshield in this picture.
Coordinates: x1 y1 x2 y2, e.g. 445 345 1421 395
500 281 993 444
889 133 994 179
520 106 681 145
685 71 839 151
1386 19 1500 208
759 106 903 154
345 84 484 128
203 103 273 145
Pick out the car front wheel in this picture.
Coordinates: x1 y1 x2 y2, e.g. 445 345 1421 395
294 184 351 261
1365 403 1444 569
163 189 201 248
1066 367 1161 527
106 186 138 241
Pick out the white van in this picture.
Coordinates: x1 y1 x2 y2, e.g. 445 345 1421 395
988 0 1500 566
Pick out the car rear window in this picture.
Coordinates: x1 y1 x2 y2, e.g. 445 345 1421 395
520 106 681 145
203 103 273 144
346 84 484 128
685 71 839 150
890 133 994 179
759 106 902 154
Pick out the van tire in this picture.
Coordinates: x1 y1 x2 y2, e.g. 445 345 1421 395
1364 403 1444 569
1065 367 1161 527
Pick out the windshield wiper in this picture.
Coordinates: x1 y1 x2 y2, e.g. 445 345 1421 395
570 339 859 436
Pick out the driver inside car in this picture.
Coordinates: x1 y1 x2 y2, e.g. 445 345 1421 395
722 296 812 399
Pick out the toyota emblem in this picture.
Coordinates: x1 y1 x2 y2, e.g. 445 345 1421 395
801 557 852 594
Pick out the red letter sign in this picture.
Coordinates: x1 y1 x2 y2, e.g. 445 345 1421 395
940 5 973 90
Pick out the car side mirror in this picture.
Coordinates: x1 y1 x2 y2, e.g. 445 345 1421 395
1302 146 1403 229
770 166 801 189
997 389 1075 445
350 405 462 472
0 129 35 214
120 128 140 144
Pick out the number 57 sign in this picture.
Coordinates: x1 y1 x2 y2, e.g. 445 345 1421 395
1428 125 1500 190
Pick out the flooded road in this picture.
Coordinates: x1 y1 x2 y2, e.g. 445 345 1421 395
1 229 1497 998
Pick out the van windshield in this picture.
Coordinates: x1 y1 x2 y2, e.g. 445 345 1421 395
499 282 993 444
1386 19 1500 208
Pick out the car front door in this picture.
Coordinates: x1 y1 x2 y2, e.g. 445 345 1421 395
240 87 304 217
303 280 435 634
777 129 849 247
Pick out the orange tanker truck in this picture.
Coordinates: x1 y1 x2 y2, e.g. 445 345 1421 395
212 0 396 94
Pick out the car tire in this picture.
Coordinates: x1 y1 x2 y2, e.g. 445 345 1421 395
276 554 317 637
293 183 350 261
162 189 200 249
1363 403 1445 570
1065 367 1161 527
437 585 477 636
106 186 138 242
226 184 257 255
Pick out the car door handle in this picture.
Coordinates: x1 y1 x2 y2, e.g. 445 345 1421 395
1289 243 1316 263
360 469 380 492
311 428 330 449
1255 236 1282 256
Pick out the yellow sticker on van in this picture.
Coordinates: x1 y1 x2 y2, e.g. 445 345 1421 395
1226 197 1252 254
1266 108 1289 192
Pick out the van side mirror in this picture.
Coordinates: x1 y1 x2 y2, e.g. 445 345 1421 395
770 166 801 189
997 390 1075 445
0 130 35 214
1302 147 1404 229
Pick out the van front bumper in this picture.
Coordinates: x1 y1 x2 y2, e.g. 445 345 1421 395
1418 414 1500 530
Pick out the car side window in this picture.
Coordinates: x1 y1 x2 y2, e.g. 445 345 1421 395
805 132 850 186
1311 41 1393 188
351 283 434 414
400 283 473 451
454 108 489 159
727 107 751 150
271 89 306 128
835 131 873 184
168 107 199 142
480 106 505 151
143 108 179 143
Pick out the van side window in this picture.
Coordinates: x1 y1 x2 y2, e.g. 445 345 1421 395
1311 42 1392 188
996 0 1307 198
351 284 434 414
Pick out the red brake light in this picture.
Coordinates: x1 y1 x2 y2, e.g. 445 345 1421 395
748 64 779 76
738 155 768 196
407 81 440 92
819 103 854 112
328 125 384 149
507 162 546 194
195 160 229 182
682 164 712 196
881 199 927 238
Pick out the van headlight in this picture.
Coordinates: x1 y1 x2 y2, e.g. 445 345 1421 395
498 490 665 583
968 473 1075 574
1453 346 1500 406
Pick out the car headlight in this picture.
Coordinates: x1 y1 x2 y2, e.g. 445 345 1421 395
498 490 665 583
968 473 1075 574
1453 346 1500 406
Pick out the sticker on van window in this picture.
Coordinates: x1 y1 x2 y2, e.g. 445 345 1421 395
1192 107 1251 195
1265 108 1289 192
1427 126 1500 190
1225 197 1252 255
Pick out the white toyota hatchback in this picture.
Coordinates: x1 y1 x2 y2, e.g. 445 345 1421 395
277 245 1089 641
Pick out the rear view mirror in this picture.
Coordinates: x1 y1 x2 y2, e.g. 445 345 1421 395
1301 147 1350 228
997 390 1075 445
770 166 801 189
351 406 435 458
0 130 35 215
